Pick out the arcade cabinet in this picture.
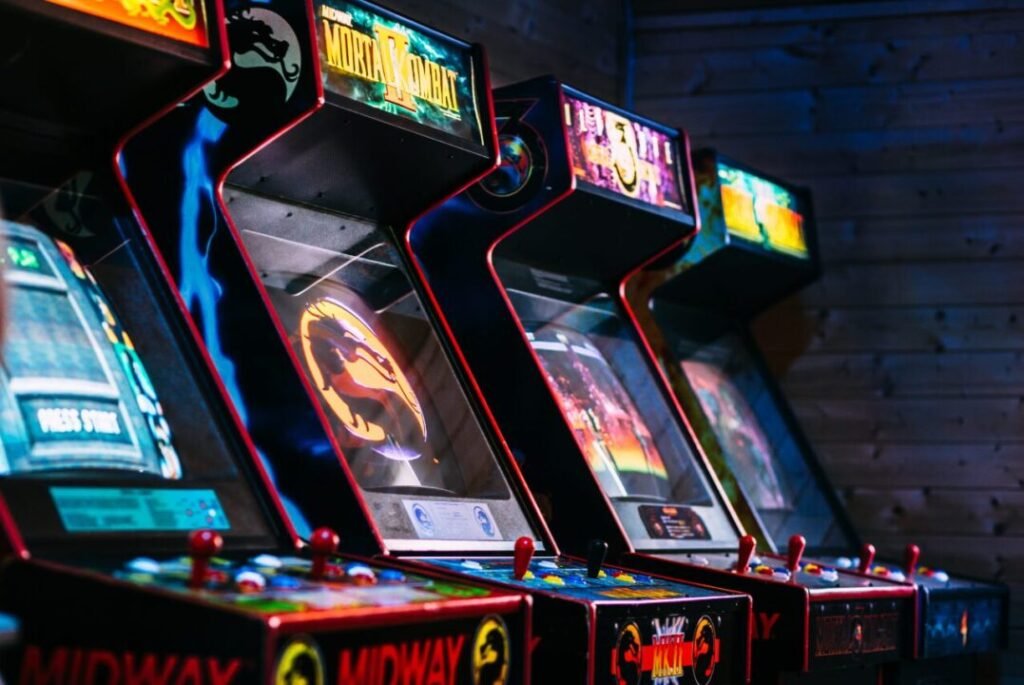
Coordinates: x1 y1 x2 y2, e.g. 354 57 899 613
119 2 754 682
627 149 1010 683
411 77 919 684
0 3 532 684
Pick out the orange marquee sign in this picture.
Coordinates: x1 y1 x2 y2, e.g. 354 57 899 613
45 0 208 47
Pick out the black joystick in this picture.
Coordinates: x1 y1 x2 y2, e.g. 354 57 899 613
587 539 608 579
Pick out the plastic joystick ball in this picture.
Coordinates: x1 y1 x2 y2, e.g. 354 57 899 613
858 543 877 575
513 536 535 581
309 527 341 581
735 535 757 574
188 529 224 589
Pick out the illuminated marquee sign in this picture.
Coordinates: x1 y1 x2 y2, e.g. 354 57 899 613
317 0 482 144
718 163 809 258
564 94 685 212
44 0 208 47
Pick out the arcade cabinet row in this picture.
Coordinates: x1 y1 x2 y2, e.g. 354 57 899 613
0 1 1007 684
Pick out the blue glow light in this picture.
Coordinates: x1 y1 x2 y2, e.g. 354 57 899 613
179 106 311 537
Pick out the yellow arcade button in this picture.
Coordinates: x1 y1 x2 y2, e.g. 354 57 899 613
615 574 636 584
522 571 535 580
542 575 565 586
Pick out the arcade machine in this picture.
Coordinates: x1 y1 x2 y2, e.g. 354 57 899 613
0 3 533 684
410 77 920 684
118 2 753 683
624 149 1009 683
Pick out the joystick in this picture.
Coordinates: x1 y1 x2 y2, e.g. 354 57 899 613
858 543 876 575
513 536 535 580
787 534 806 573
904 543 921 578
587 539 608 579
736 535 756 574
310 527 340 580
188 529 223 589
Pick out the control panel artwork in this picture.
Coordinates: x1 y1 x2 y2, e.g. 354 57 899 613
429 537 722 602
114 528 496 614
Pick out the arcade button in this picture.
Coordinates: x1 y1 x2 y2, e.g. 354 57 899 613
819 568 840 583
835 557 855 569
613 572 636 584
461 560 484 570
538 560 559 570
126 557 161 575
250 554 283 569
378 569 406 583
919 567 950 582
771 567 791 581
542 574 565 586
234 570 267 593
269 575 302 590
691 556 711 566
344 564 377 585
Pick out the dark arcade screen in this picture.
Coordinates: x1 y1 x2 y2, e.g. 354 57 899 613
671 323 851 551
227 188 537 551
0 178 274 545
503 281 739 552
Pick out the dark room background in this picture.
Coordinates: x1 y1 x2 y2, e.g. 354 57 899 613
385 0 1022 679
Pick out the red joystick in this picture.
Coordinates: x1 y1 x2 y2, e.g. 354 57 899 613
787 534 806 573
904 543 921 577
513 536 535 580
309 527 340 580
188 529 223 589
735 534 756 574
858 543 877 575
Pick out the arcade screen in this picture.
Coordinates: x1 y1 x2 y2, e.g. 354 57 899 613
0 177 275 546
501 274 739 552
671 320 851 550
227 188 537 551
716 162 808 259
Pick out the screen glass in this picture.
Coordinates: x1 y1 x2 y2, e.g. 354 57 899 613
667 315 852 550
0 176 275 545
226 188 537 551
499 269 739 551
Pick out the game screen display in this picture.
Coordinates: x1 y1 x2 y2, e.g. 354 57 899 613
0 177 275 543
43 0 209 47
228 189 537 551
672 324 851 550
501 278 739 551
564 92 686 213
681 359 788 511
716 163 808 259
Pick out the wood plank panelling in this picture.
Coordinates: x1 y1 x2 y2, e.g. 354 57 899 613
382 0 622 100
634 1 1024 681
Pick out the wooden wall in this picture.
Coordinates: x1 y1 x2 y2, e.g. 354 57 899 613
382 0 624 101
632 0 1024 680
